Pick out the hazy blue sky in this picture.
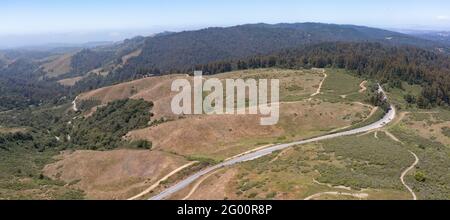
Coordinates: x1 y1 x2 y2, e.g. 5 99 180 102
1 0 449 47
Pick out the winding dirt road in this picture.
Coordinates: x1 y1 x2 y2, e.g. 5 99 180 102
128 161 197 200
150 84 395 200
359 81 367 93
401 151 419 200
182 170 220 200
311 70 327 97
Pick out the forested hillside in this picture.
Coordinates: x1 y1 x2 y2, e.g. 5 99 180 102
120 23 446 73
0 58 66 110
410 31 450 46
68 23 447 94
1 23 449 111
0 54 7 67
195 42 450 107
69 49 114 76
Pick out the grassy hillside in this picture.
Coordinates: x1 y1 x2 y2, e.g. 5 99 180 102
169 120 450 200
169 133 413 200
1 21 449 200
1 23 447 112
389 110 450 199
0 98 155 199
0 145 85 200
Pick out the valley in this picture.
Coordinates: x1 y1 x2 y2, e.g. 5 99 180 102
18 67 399 200
1 22 450 201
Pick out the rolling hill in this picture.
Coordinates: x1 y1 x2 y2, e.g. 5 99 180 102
2 22 450 201
57 22 447 94
1 22 449 111
4 22 447 81
121 23 447 73
405 30 450 47
32 22 446 81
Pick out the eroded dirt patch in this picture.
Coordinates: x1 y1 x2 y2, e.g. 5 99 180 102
43 149 188 200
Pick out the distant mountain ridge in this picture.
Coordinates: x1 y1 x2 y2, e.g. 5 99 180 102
118 22 448 73
5 22 448 77
407 31 450 46
1 22 450 111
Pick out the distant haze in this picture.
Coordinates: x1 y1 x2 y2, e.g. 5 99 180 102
1 0 449 48
0 27 193 49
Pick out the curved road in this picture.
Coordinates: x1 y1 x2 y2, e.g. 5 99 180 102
72 96 79 112
150 85 395 200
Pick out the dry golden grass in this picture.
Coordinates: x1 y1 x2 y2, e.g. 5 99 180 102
79 74 189 119
50 49 142 84
60 68 381 199
41 53 74 78
126 114 282 159
57 76 84 86
172 143 411 200
43 149 188 200
121 49 142 65
88 68 108 76
213 68 324 101
76 67 369 160
78 68 324 119
181 168 239 200
126 101 370 160
405 113 450 146
0 126 26 133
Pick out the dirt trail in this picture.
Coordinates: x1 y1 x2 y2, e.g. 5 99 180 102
311 70 327 97
182 170 220 200
150 84 395 200
128 161 197 200
378 111 418 200
332 104 377 134
367 106 379 119
359 81 368 93
390 112 409 127
304 191 369 200
269 148 291 163
381 111 406 142
313 179 352 191
384 131 402 143
415 111 439 114
224 144 273 161
401 151 419 200
330 125 351 133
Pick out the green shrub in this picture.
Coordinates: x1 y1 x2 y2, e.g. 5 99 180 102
441 127 450 138
265 192 277 199
414 171 426 182
129 140 152 149
78 99 101 111
70 99 153 150
248 192 258 199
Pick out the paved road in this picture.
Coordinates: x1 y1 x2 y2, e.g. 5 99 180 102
150 84 395 200
72 96 79 112
128 162 198 200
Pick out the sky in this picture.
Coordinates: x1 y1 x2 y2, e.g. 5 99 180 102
1 0 449 47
